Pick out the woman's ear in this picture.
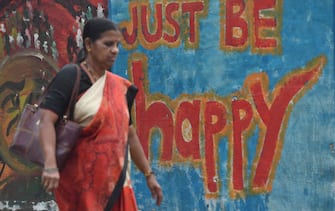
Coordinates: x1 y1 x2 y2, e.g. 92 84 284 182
84 37 92 52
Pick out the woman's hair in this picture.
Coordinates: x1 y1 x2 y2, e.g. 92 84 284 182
77 18 119 63
83 18 119 42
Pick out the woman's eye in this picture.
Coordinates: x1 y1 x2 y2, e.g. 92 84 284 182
104 42 114 47
104 42 120 48
101 40 121 49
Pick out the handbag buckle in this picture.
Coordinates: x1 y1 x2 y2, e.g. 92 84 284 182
33 104 39 112
62 115 68 123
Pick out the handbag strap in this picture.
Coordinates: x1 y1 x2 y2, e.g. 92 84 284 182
104 144 129 211
64 65 81 120
36 64 81 120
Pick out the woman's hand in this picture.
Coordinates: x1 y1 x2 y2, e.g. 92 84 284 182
128 126 163 205
146 174 163 206
41 168 60 193
39 109 60 193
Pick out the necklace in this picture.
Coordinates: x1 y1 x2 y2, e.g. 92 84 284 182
83 61 100 82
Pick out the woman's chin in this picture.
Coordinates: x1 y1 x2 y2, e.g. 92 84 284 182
106 61 115 69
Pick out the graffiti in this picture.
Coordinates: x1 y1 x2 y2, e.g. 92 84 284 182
220 0 282 54
119 0 282 54
0 1 108 204
0 50 57 177
120 1 208 49
0 0 59 59
129 53 326 198
0 0 108 66
0 0 333 210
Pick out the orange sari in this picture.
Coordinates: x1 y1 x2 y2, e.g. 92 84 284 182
54 72 138 211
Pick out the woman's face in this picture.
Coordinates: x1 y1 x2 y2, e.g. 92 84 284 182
89 30 122 70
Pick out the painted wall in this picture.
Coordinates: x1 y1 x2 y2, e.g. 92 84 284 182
0 0 334 210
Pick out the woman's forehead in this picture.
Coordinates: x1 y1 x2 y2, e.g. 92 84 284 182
99 30 122 39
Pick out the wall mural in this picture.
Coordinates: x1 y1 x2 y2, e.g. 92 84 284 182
110 0 334 210
0 0 334 211
0 0 108 210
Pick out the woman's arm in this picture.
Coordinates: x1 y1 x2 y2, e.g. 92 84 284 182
128 125 163 206
39 109 60 193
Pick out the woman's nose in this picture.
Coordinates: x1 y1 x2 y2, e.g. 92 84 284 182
110 45 119 54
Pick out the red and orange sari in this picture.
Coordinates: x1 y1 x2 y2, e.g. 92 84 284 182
54 71 138 211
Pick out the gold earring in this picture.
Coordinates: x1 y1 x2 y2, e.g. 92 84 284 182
87 48 92 52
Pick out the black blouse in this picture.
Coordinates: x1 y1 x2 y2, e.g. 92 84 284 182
40 64 138 125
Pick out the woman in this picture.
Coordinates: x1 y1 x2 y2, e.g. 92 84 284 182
39 18 163 210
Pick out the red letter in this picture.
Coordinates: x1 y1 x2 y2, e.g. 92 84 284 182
253 0 277 48
141 3 163 43
175 101 201 159
121 5 138 45
204 101 227 193
225 0 248 47
131 58 174 161
163 2 180 43
232 99 253 191
182 2 204 44
249 57 325 189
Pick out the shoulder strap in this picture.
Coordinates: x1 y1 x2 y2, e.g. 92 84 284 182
104 144 129 211
64 65 81 120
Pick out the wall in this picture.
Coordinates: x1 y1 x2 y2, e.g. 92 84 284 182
0 0 334 210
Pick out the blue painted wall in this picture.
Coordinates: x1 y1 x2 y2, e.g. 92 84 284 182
110 0 334 210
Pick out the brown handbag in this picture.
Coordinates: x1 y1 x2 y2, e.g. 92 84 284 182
9 64 82 169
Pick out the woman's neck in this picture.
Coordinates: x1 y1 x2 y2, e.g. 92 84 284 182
82 59 105 83
84 58 105 76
